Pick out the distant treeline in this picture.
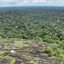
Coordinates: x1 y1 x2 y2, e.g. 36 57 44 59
0 7 64 42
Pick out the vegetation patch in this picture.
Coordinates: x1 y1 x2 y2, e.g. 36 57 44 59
4 56 16 64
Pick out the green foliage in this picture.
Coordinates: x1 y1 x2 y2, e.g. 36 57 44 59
0 7 64 63
0 51 6 55
14 40 24 48
0 7 64 42
5 56 16 64
43 43 64 62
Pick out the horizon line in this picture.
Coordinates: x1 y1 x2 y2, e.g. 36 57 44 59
0 3 64 7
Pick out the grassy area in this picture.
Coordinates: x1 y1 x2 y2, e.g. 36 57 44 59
0 51 6 56
4 56 16 64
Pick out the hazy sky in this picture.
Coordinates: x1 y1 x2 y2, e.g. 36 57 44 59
0 0 64 6
0 0 63 3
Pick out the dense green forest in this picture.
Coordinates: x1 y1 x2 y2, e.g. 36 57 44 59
0 7 64 64
0 7 64 40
